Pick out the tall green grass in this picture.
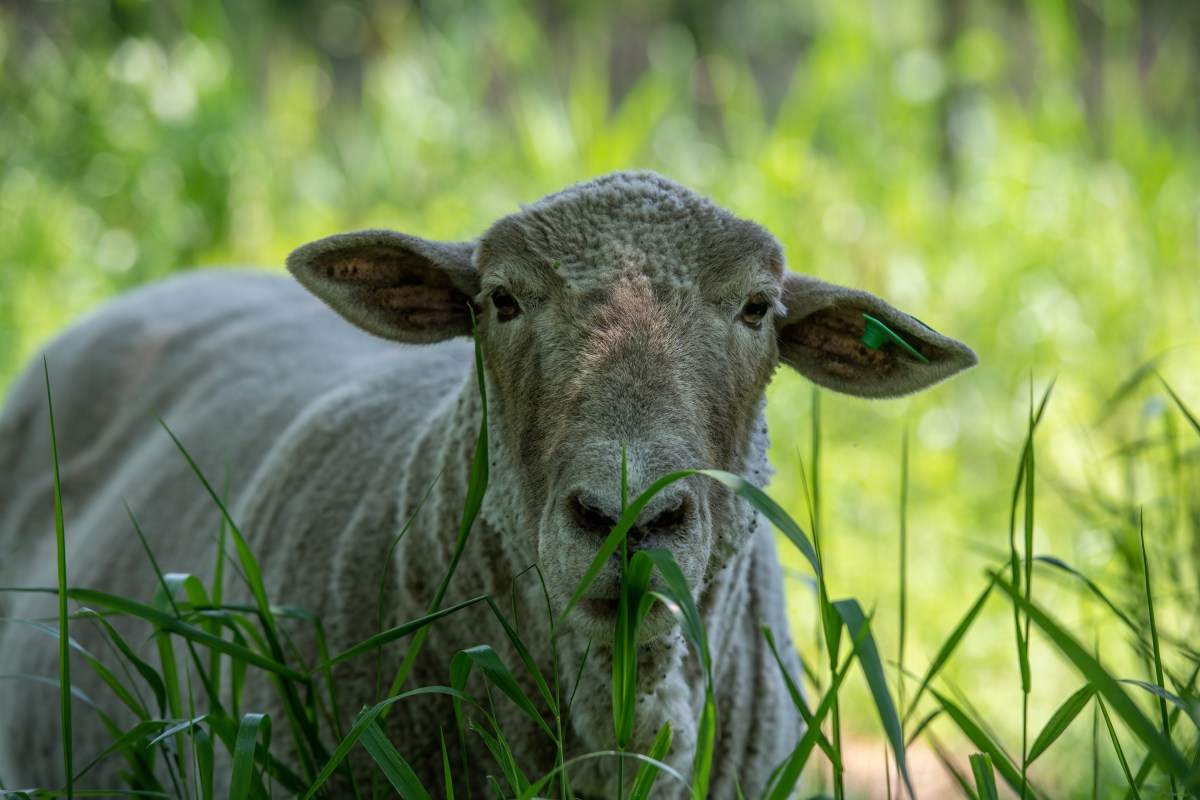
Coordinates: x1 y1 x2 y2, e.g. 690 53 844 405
2 353 1197 798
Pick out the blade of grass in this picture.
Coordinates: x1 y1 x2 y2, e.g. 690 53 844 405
301 687 479 800
614 552 655 748
158 420 282 662
318 594 490 671
137 554 241 761
13 616 151 722
201 714 307 794
146 715 210 747
629 721 672 799
764 615 870 800
1125 664 1200 796
905 709 941 748
130 514 231 722
72 608 168 714
303 614 354 787
929 685 1029 795
834 599 913 798
210 468 230 707
1099 697 1141 799
1095 358 1163 422
1033 556 1141 635
903 578 999 727
1007 378 1053 800
518 751 689 800
376 476 437 698
1026 684 1096 764
359 716 432 799
470 719 531 794
1159 376 1200 436
43 357 73 800
763 626 840 768
640 549 717 796
556 470 694 629
994 574 1195 787
690 687 717 799
229 713 271 800
899 428 910 724
152 621 183 789
1025 381 1050 796
440 727 455 800
386 308 489 704
926 730 981 800
1118 679 1199 724
64 587 305 680
194 723 214 800
158 419 328 779
615 441 632 793
478 594 559 724
1136 508 1177 797
809 386 845 800
970 753 999 800
70 718 188 783
1092 672 1100 800
450 645 554 738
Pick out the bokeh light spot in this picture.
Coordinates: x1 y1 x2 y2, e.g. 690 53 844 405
95 229 139 273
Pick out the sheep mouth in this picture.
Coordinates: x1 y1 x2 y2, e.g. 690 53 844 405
579 597 621 617
575 597 678 638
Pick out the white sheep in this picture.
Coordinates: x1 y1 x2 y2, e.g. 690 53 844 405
0 171 976 796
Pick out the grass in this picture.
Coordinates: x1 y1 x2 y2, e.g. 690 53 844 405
1 345 1198 798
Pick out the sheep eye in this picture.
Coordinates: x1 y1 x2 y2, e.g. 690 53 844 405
740 298 770 328
491 289 520 321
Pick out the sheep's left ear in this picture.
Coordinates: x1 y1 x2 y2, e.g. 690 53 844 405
286 229 480 344
777 272 977 398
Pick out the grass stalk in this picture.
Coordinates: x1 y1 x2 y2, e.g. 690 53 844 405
43 358 74 800
616 442 629 793
808 387 845 799
898 426 910 795
385 309 489 704
1137 508 1176 798
1007 379 1053 799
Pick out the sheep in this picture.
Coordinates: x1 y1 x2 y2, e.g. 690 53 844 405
0 171 977 796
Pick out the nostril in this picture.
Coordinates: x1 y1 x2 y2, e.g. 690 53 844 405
629 495 693 549
566 491 694 547
644 497 690 534
567 494 618 538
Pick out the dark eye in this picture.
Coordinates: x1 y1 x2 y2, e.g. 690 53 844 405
491 289 520 322
740 297 770 328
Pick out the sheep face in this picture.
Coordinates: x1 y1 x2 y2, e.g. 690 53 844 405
286 171 977 641
470 174 786 638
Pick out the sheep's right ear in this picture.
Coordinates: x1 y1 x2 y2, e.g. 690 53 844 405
286 230 480 343
777 272 977 398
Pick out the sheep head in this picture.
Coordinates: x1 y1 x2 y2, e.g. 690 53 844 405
286 171 977 641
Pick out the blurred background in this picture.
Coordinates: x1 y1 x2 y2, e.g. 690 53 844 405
1 0 1197 795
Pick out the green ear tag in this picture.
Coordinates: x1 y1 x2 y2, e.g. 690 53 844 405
861 314 930 364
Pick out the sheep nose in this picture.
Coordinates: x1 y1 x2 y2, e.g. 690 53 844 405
566 492 692 549
567 494 618 539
